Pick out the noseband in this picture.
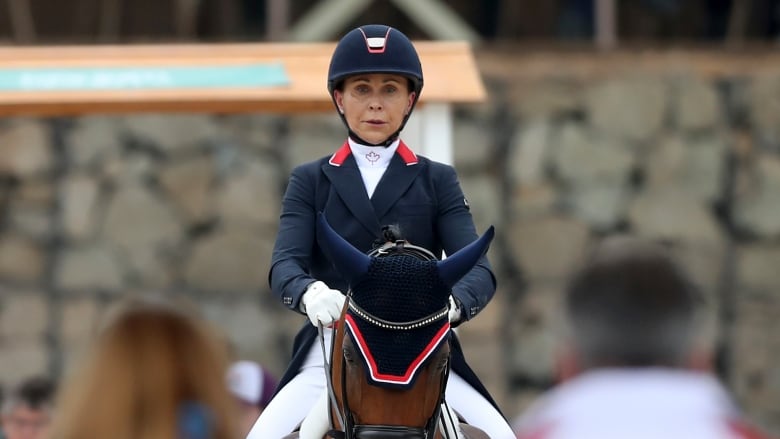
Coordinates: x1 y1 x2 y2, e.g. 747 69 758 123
324 239 452 439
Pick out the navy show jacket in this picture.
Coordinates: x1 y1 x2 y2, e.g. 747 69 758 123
269 141 500 411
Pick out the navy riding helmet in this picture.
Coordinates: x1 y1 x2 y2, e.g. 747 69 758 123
327 24 424 146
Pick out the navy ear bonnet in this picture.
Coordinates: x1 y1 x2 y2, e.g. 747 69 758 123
327 24 424 97
346 254 451 389
316 213 494 389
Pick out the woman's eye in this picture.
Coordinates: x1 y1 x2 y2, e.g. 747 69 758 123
355 85 370 94
384 85 397 94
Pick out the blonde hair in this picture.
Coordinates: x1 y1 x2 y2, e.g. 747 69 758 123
51 298 239 439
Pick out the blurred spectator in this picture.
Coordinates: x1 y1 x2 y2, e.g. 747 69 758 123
0 376 56 439
50 297 240 439
514 236 771 439
226 360 278 437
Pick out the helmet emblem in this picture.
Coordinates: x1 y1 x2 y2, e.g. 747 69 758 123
359 27 390 54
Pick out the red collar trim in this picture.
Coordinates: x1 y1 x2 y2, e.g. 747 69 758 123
328 140 419 167
328 142 351 166
396 141 418 165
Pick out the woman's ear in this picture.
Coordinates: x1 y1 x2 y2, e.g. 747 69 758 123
406 92 416 114
334 90 345 114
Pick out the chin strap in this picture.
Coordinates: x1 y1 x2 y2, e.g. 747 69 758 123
347 131 398 147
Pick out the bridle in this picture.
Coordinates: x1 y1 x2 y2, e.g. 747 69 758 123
321 239 454 439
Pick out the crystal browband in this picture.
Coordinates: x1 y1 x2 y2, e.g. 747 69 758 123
348 301 449 331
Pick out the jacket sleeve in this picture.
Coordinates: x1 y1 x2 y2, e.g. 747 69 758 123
434 163 496 326
268 163 319 313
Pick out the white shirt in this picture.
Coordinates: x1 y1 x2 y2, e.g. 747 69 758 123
513 368 759 439
348 138 399 199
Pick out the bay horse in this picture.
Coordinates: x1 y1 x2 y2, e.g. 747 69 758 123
291 213 493 439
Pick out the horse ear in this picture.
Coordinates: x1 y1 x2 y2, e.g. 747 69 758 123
436 226 495 289
316 212 371 283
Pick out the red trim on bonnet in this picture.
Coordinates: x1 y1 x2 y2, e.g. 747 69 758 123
344 314 449 385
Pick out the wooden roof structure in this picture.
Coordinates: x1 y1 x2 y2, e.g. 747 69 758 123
0 41 486 116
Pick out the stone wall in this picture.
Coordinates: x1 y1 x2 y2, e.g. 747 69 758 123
0 49 779 433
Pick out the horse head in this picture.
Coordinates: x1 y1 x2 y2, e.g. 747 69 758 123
316 213 494 439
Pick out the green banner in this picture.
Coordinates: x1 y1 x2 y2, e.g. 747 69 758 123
0 63 289 91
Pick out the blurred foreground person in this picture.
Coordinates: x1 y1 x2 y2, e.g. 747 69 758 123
226 361 278 437
514 236 771 439
1 376 56 439
51 298 239 439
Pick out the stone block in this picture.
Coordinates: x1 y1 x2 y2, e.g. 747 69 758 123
459 174 501 233
506 215 591 282
0 119 52 177
158 156 217 225
508 119 553 186
217 159 280 227
103 185 182 256
0 342 48 387
628 188 724 244
55 245 124 292
121 114 223 154
736 244 780 295
0 235 45 283
66 116 123 169
673 78 723 132
184 224 274 293
60 297 100 345
0 293 48 339
61 174 100 241
585 77 668 144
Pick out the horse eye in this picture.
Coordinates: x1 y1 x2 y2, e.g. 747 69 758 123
343 348 355 363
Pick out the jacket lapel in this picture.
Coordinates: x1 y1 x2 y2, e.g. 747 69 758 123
370 150 422 219
322 153 381 235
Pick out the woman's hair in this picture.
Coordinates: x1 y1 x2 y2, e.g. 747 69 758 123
51 297 239 439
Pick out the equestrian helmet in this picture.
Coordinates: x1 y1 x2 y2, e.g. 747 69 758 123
327 24 424 99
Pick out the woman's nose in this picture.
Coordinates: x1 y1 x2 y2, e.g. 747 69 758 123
368 98 383 110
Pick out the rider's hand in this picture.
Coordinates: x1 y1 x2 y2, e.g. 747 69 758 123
302 281 345 327
448 295 462 324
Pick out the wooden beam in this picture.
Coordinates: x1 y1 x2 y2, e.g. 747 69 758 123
391 0 481 43
0 41 485 116
288 0 371 41
595 0 617 50
8 0 36 43
266 0 289 41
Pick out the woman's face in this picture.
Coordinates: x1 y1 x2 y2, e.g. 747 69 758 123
334 73 415 145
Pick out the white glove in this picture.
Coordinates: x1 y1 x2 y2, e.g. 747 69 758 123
448 295 462 324
302 281 345 327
